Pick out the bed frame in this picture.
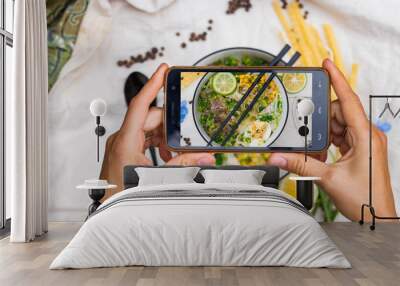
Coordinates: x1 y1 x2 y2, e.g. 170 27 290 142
123 165 316 211
123 165 280 189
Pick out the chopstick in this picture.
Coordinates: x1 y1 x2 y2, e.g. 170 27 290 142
206 44 291 146
221 51 301 146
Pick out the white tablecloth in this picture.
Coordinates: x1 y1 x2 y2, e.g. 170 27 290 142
48 0 400 220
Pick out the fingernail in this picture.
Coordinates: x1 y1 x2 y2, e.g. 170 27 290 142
197 157 215 166
157 63 168 72
269 155 288 168
151 63 167 78
324 58 333 67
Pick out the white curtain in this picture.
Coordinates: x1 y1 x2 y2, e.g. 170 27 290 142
8 0 48 242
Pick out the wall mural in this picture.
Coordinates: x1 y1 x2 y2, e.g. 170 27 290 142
48 0 400 224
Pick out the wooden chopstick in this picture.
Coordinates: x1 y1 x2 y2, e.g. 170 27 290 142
206 44 291 146
221 51 301 146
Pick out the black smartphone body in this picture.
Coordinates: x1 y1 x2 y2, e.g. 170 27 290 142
165 66 330 152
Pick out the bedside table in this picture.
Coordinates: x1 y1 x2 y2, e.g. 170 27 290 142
77 179 117 216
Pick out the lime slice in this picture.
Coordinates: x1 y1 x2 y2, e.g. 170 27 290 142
282 73 307 93
212 72 237 95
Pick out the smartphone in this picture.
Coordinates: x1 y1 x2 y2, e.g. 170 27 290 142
164 66 330 152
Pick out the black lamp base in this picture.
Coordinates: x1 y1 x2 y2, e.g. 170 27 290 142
88 189 105 215
296 180 313 210
95 125 106 136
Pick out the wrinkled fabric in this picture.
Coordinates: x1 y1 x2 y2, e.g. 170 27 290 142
47 0 89 90
125 0 175 13
50 184 350 269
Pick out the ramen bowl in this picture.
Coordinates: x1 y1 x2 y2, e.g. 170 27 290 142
192 47 288 148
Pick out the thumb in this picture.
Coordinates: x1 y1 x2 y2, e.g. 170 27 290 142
268 153 329 178
166 153 216 166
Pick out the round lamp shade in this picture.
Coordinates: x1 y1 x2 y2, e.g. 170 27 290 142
297 99 315 117
90 98 107 117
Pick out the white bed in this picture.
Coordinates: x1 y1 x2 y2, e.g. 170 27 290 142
50 173 350 269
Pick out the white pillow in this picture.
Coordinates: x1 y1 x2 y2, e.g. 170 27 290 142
135 167 200 186
200 169 266 185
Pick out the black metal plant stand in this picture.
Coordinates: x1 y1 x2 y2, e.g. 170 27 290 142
359 95 400 230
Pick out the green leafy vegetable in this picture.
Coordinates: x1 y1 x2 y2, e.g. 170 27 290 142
258 114 274 122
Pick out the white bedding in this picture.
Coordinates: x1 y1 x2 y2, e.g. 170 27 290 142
50 183 350 269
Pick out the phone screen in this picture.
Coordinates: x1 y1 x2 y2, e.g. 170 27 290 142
166 67 329 152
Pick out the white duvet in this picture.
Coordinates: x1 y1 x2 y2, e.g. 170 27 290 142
50 183 350 269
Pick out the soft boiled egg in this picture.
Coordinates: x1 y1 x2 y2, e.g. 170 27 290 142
238 120 272 147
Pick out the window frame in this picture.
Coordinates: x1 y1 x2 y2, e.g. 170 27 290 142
0 0 14 233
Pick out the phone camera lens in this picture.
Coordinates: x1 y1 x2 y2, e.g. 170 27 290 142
171 85 177 91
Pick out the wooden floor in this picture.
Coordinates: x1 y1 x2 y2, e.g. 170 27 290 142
0 222 399 286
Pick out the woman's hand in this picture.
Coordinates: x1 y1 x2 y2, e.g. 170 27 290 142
100 64 215 199
268 59 397 222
